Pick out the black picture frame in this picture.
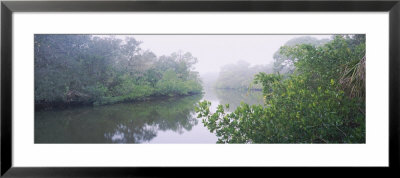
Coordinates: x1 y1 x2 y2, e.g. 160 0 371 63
1 0 399 177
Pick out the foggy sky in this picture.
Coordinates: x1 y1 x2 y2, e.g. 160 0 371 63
101 35 332 75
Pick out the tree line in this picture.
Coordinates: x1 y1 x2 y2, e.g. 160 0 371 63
35 35 202 109
213 36 328 91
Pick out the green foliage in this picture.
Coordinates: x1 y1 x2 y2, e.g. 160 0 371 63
273 36 330 74
280 35 366 89
196 35 366 143
35 35 203 108
156 69 188 96
85 82 108 101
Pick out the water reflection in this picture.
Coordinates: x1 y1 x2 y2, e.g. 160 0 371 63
35 95 202 143
204 87 264 112
35 89 264 143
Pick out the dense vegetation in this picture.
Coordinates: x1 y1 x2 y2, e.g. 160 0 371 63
35 35 202 109
214 61 273 90
273 36 330 74
196 35 366 143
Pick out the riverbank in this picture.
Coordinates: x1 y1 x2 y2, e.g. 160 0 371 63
35 92 203 111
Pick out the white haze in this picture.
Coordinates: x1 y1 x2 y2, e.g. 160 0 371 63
97 35 332 75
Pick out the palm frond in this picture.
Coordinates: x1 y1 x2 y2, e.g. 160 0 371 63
339 55 365 98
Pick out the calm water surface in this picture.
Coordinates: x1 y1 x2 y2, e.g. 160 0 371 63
35 88 263 143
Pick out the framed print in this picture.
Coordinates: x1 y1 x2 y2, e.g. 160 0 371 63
1 0 399 177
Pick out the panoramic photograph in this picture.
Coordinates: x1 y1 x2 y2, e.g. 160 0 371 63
34 34 366 143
